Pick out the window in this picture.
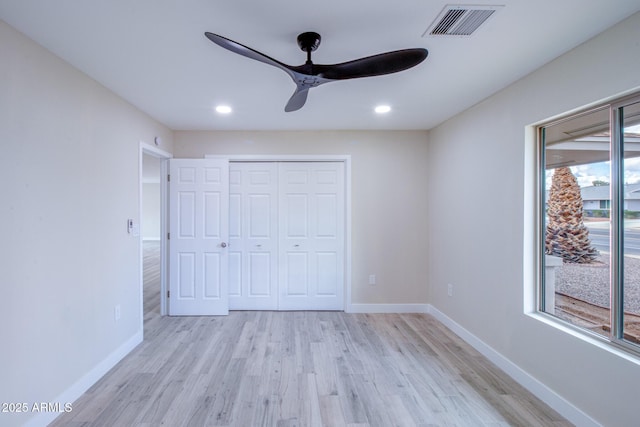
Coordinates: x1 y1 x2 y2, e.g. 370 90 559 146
539 91 640 353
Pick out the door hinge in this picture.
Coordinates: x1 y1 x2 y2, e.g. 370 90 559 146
167 174 170 182
167 232 170 240
167 290 170 298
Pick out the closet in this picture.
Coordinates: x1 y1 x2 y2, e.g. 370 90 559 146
168 159 345 315
230 161 345 310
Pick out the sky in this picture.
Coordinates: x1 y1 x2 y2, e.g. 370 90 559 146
571 157 640 188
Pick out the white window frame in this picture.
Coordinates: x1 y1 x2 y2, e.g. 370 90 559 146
535 90 640 356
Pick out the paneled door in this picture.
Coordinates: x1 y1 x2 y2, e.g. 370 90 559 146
228 162 278 310
278 162 345 310
168 158 229 315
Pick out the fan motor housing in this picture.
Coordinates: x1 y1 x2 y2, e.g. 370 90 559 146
297 32 321 52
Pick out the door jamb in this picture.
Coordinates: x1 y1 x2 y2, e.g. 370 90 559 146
140 142 172 323
205 154 353 312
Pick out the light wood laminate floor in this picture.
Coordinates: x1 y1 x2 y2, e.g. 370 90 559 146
50 242 572 426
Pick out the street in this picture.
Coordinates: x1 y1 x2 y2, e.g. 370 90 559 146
584 220 640 256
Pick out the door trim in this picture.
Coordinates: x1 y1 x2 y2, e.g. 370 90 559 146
140 142 172 324
206 154 353 312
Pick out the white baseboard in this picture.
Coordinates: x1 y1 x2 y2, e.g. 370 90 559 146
347 303 429 313
26 330 143 427
426 305 600 427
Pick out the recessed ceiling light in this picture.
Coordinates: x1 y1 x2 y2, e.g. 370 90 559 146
215 105 232 114
375 105 391 114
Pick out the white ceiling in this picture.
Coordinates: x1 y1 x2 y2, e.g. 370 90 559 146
1 1 639 131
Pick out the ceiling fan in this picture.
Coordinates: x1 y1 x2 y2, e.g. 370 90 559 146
204 31 428 112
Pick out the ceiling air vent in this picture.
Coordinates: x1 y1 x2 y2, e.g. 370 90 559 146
424 5 503 37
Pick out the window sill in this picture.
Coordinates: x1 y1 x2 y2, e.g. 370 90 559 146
527 311 640 366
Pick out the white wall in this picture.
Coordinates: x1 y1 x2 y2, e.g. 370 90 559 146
427 12 640 426
0 20 173 427
174 130 430 307
142 183 161 240
142 154 162 240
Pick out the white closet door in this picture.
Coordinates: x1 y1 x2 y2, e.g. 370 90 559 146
278 162 345 310
229 163 278 310
168 158 229 315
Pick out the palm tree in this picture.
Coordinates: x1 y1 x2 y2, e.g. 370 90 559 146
545 167 599 263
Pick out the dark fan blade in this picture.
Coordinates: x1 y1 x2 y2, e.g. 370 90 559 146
205 32 428 112
204 32 294 77
284 87 309 112
312 48 428 80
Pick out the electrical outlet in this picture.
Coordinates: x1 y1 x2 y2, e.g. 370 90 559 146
447 283 453 297
114 305 121 321
369 274 376 285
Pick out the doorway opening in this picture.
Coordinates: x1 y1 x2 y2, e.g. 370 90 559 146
140 143 171 329
142 153 162 321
